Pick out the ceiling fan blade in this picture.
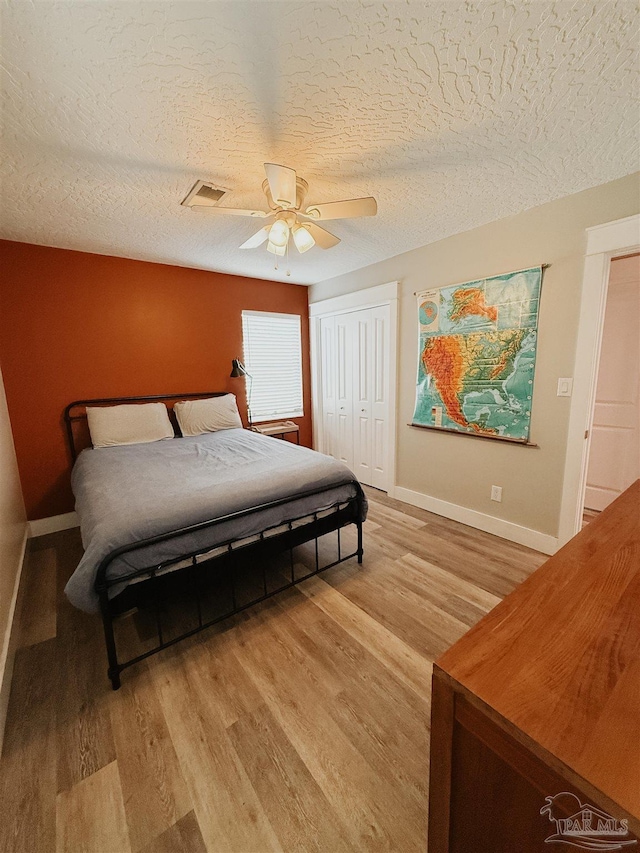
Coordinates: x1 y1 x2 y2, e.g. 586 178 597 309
264 163 297 208
190 206 269 217
305 223 341 249
239 225 271 249
303 196 377 221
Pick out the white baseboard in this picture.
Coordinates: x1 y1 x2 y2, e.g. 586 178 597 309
29 511 79 538
393 486 558 555
0 525 28 756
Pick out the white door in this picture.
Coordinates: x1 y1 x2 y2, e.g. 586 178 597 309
370 305 390 490
319 315 337 460
584 254 640 511
353 310 373 484
335 313 354 470
351 306 391 490
318 304 391 491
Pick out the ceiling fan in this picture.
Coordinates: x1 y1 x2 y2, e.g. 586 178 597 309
182 163 377 257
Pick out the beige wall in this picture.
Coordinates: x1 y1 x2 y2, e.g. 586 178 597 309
310 173 640 539
0 360 27 750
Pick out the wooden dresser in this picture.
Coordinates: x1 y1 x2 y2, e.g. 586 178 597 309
428 481 640 852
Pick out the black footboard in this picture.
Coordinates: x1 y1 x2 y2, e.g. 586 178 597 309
95 482 365 689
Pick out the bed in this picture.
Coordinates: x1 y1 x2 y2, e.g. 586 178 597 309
64 392 367 689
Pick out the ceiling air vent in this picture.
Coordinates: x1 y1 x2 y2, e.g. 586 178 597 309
181 180 228 208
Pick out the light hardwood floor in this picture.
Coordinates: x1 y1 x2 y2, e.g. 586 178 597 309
0 487 546 853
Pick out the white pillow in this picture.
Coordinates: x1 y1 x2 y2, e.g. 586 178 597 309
87 402 174 448
174 394 243 436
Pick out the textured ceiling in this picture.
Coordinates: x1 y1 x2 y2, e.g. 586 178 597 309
1 1 638 286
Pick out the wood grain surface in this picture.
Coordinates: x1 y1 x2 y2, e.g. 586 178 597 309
0 487 545 852
436 480 640 824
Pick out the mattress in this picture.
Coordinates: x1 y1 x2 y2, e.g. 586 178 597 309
64 428 366 613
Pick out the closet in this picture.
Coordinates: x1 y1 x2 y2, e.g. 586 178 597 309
317 304 391 491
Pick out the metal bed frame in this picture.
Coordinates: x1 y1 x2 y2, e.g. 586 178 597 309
64 393 365 690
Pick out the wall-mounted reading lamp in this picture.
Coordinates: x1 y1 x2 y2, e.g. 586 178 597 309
230 358 253 428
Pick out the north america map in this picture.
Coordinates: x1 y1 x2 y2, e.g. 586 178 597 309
412 267 542 441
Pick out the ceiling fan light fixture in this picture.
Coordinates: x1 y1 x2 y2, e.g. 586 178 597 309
266 240 287 256
292 223 315 253
268 217 290 248
185 164 376 263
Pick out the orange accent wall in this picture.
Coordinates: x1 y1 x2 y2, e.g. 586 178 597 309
0 240 312 520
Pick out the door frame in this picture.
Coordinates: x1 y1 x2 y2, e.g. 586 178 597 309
558 214 640 546
310 281 400 495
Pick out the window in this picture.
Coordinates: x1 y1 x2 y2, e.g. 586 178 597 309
241 311 304 421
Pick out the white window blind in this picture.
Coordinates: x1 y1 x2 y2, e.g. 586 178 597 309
242 311 304 421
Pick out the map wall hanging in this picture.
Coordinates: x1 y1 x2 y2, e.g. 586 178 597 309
412 266 543 443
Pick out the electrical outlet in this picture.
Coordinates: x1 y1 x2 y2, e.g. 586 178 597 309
491 485 502 502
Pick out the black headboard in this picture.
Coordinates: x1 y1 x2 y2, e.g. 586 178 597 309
64 391 228 462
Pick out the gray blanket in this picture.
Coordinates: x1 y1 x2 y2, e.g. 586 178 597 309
65 428 366 613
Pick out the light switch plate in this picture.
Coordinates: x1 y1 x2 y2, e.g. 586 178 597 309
557 378 573 397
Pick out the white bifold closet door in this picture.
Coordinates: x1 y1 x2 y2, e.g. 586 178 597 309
319 305 390 491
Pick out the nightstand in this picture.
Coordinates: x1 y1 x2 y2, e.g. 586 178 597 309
251 420 300 443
